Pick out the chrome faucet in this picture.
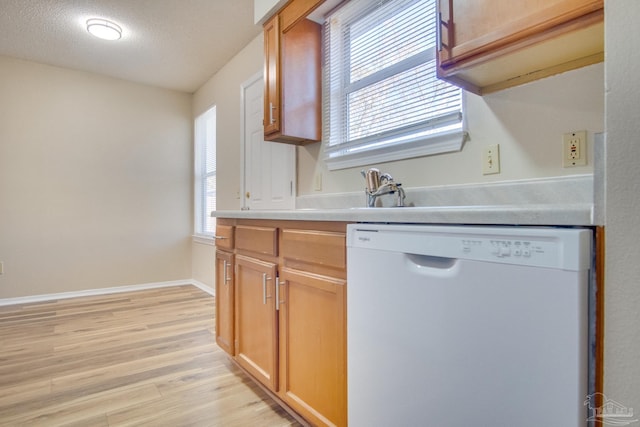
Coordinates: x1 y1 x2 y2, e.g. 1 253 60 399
361 169 406 208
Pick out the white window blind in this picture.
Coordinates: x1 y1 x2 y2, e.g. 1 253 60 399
323 0 465 170
194 106 216 236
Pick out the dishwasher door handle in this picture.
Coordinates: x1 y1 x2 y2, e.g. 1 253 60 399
405 253 459 278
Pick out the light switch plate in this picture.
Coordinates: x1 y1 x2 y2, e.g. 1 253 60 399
482 144 501 175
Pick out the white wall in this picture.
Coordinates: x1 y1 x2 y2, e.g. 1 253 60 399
299 63 604 195
254 0 286 24
604 0 640 411
204 34 603 209
193 34 264 210
191 240 215 290
190 34 265 289
0 56 193 299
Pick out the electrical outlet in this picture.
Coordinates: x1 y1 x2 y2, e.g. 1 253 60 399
482 144 500 175
563 131 587 167
0 261 4 275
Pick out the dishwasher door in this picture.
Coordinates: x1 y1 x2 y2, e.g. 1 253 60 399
347 224 592 427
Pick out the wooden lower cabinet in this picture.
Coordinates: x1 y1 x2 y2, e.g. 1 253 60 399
216 219 348 426
234 254 279 392
278 267 347 427
215 250 234 355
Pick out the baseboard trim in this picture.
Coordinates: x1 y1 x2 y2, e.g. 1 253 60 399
190 280 215 297
0 279 214 307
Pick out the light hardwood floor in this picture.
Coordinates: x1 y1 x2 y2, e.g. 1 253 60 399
0 285 302 426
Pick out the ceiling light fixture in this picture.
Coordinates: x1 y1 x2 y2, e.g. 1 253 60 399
86 18 122 41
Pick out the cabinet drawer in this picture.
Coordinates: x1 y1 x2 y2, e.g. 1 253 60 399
215 225 234 250
236 226 278 257
281 229 346 270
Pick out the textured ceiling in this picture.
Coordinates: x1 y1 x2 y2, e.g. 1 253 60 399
0 0 262 93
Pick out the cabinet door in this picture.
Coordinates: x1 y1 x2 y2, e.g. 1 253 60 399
263 14 280 136
215 250 234 355
262 8 321 144
438 0 602 65
278 18 321 143
235 254 279 391
437 0 603 94
278 267 347 427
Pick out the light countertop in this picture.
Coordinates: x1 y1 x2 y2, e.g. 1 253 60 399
212 175 598 226
211 203 594 226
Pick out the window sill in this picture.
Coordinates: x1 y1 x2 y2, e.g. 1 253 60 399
192 234 216 246
325 129 468 171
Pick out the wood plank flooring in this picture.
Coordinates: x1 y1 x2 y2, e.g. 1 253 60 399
0 285 302 426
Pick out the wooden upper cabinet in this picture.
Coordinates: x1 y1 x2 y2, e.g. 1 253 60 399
280 0 324 32
263 0 322 144
437 0 604 95
263 15 280 136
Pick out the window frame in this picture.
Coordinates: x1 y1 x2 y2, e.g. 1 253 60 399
194 105 217 239
322 0 467 170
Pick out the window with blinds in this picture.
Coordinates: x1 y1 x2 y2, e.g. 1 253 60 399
323 0 466 170
194 106 216 236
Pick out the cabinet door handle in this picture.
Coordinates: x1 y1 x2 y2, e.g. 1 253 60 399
262 273 272 305
214 236 228 240
224 261 231 284
262 273 267 304
275 277 282 311
223 260 228 284
269 102 276 124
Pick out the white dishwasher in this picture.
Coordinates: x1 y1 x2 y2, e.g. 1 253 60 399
347 224 593 427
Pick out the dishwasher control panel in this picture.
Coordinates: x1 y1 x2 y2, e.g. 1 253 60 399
462 238 553 261
462 239 546 258
349 224 592 271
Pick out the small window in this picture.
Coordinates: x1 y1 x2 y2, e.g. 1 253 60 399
194 106 216 236
323 0 465 170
